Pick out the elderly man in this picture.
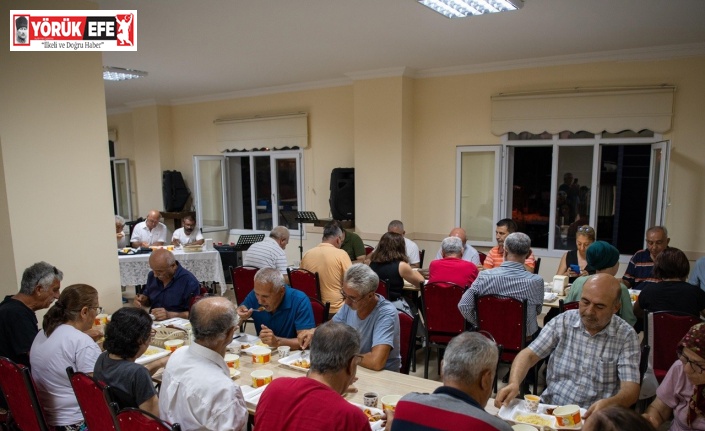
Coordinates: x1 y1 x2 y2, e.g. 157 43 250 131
299 264 400 371
459 232 543 337
482 219 535 272
171 215 204 246
130 210 168 248
115 215 129 248
243 226 290 282
254 322 371 430
433 227 481 266
392 332 512 431
300 222 352 313
388 220 420 267
330 220 366 264
236 268 315 349
495 273 640 417
428 236 479 288
0 262 63 368
133 249 200 320
159 297 247 431
623 225 670 290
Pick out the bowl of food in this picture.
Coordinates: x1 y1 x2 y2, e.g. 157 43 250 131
553 405 582 427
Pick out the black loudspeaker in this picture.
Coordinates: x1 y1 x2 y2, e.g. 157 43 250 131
162 170 191 212
329 168 355 220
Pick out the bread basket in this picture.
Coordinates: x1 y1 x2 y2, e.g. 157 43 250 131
152 326 188 348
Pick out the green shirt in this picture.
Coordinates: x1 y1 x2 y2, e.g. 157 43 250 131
341 229 365 262
566 275 637 326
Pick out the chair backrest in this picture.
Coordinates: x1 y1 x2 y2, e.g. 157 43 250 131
67 367 119 431
645 310 701 382
375 279 389 299
419 249 426 268
559 300 580 313
309 297 330 326
287 268 322 300
364 244 374 256
533 257 541 274
421 282 467 344
478 251 487 265
398 310 419 375
639 345 651 385
117 407 181 431
230 265 259 305
476 294 528 363
0 357 51 431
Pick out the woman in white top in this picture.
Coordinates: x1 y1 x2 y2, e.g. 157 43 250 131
30 284 102 431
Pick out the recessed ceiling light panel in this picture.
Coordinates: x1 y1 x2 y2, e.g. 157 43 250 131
103 66 148 81
418 0 523 18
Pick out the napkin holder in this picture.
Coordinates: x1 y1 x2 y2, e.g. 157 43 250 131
552 275 569 295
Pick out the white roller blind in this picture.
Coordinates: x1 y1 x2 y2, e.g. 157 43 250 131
214 112 308 152
491 86 675 136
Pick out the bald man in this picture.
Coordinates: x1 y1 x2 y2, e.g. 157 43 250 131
495 273 640 418
433 227 481 265
131 210 168 248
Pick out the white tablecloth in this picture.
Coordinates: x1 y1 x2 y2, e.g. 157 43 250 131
118 250 226 295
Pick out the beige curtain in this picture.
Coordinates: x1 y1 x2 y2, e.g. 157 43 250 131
214 112 308 152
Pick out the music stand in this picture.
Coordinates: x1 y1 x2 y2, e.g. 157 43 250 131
295 211 318 261
233 234 265 251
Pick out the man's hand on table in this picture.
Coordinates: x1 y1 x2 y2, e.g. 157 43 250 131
134 294 149 308
494 382 520 408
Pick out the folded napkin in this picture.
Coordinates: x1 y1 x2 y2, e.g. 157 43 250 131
543 292 558 302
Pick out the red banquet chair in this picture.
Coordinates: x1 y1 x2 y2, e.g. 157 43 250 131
0 356 52 431
421 281 467 379
67 367 119 431
398 310 420 375
375 279 389 300
645 310 701 383
287 268 322 301
230 265 259 330
117 407 181 431
309 297 331 326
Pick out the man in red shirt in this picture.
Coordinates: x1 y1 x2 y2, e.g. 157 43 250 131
428 237 478 288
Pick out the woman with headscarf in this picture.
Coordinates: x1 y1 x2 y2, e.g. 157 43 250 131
565 241 636 326
644 322 705 430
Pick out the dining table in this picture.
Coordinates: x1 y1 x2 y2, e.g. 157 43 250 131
118 249 227 295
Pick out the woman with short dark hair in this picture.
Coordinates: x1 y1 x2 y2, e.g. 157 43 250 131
94 307 168 416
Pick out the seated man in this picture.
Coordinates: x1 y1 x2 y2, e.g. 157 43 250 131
236 268 315 349
458 232 543 338
428 236 478 288
330 220 366 264
159 297 247 430
483 218 535 272
623 225 669 290
388 220 421 268
115 215 129 248
171 215 204 246
254 322 370 430
432 227 481 266
300 222 352 314
392 332 512 431
243 226 290 283
130 210 168 248
495 273 640 417
299 264 400 371
133 249 200 320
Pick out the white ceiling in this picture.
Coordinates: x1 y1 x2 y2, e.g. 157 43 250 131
99 0 705 112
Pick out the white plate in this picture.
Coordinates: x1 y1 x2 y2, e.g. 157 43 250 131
135 345 170 365
277 351 311 372
351 402 384 431
242 345 273 356
228 334 265 352
498 399 586 430
240 384 268 409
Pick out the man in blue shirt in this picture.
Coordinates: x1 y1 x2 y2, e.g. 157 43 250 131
134 248 200 320
237 268 315 349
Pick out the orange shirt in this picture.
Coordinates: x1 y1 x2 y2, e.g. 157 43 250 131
482 246 535 270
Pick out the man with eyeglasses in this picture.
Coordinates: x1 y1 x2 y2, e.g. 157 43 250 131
496 273 640 418
254 322 372 430
300 222 352 314
623 225 670 290
299 264 401 372
130 210 168 248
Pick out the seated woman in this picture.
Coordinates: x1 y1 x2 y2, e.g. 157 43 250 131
634 247 705 319
644 322 705 430
116 214 129 248
368 232 424 312
565 241 636 326
556 224 596 283
30 284 102 431
94 307 168 416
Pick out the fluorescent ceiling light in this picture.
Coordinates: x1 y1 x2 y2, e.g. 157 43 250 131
418 0 523 18
103 66 148 81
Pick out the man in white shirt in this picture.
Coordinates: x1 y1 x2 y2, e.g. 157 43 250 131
243 226 289 283
388 220 420 268
159 296 247 431
130 210 168 248
171 215 204 246
433 227 481 266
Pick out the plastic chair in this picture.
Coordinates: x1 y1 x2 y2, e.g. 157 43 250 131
230 265 259 330
420 282 468 378
375 279 389 300
67 367 119 431
117 407 181 431
309 297 330 326
287 268 322 301
419 249 426 268
364 244 374 256
0 356 51 431
645 310 701 383
398 310 419 375
475 294 535 396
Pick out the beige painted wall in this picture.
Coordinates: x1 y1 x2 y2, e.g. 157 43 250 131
1 0 123 313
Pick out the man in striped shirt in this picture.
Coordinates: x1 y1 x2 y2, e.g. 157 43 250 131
458 232 544 337
243 226 290 284
622 225 669 290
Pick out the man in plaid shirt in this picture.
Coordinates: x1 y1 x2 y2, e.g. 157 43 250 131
494 273 640 419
